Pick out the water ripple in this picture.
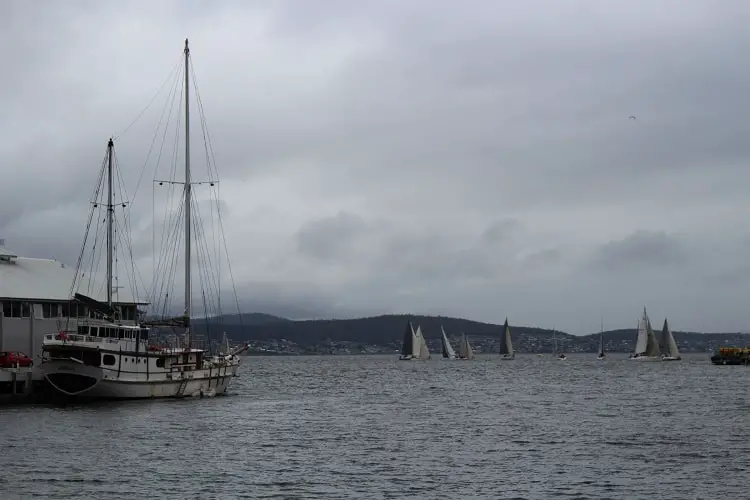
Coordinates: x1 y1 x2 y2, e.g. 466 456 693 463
0 353 746 499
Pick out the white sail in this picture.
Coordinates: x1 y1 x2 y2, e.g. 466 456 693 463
631 307 662 361
411 324 421 358
634 316 648 354
500 318 514 358
415 325 430 359
660 318 681 358
441 326 456 359
459 333 474 360
644 317 660 357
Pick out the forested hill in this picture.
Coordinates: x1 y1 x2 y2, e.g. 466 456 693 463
191 313 748 351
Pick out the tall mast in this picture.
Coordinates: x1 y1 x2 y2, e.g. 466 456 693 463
183 38 192 331
106 137 114 309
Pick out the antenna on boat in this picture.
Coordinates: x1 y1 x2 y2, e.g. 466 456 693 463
106 137 114 310
183 38 192 348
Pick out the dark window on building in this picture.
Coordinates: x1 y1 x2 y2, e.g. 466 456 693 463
21 303 30 318
156 357 165 368
42 303 59 318
2 302 10 317
102 354 116 366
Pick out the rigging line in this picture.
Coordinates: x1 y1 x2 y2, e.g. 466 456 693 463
113 58 182 141
112 152 149 299
191 197 220 319
190 62 244 328
190 65 221 309
71 148 108 298
156 74 184 273
132 65 184 206
152 191 185 318
191 64 229 319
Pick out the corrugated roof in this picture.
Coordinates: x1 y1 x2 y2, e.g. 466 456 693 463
0 256 147 304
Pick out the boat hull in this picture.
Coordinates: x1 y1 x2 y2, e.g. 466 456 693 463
629 356 662 362
661 356 681 362
42 358 239 400
597 355 606 360
499 354 515 361
710 355 748 366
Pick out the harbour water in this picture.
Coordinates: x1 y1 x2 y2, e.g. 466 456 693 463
1 353 747 499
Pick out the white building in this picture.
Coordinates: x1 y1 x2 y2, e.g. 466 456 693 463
0 242 147 388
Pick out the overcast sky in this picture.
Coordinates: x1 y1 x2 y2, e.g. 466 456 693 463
2 0 750 333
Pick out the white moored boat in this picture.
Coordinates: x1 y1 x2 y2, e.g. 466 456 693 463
41 39 248 399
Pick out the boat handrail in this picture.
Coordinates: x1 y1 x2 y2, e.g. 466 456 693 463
43 333 137 345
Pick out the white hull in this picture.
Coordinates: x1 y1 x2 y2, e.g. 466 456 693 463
629 356 662 362
557 356 567 361
42 357 239 399
597 355 606 360
661 356 681 362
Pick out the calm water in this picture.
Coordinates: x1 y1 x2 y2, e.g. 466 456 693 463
1 353 747 499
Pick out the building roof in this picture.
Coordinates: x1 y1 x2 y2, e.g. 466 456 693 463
0 254 148 304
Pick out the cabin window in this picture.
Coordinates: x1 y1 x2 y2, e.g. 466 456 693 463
1 301 10 317
20 303 30 318
156 357 165 368
102 354 116 366
141 329 149 341
75 304 87 318
121 306 135 321
118 329 125 339
77 325 89 335
83 351 100 366
89 327 98 337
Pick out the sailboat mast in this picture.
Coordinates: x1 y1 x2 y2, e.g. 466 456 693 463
106 138 114 309
183 38 192 332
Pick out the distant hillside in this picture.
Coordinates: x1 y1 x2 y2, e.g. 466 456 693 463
189 313 750 353
193 312 290 325
193 313 578 345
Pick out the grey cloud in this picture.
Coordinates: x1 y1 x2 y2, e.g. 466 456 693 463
1 0 749 332
592 230 688 270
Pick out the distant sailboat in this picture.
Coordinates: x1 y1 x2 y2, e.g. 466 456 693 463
597 320 606 360
659 318 681 361
629 307 662 361
553 327 567 360
399 321 417 360
499 318 515 360
458 333 475 360
415 325 431 360
440 326 457 359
